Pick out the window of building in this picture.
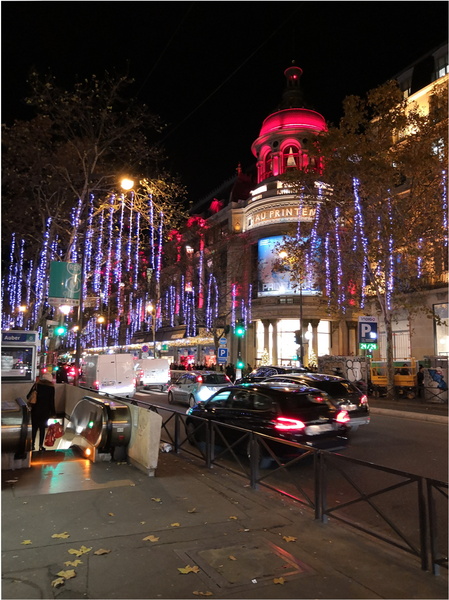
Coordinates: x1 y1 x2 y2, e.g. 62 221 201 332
317 320 331 357
434 303 449 356
434 54 449 80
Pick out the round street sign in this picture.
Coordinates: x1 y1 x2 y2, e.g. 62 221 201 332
142 345 149 353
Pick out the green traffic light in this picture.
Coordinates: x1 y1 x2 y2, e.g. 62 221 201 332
54 325 67 336
236 360 245 369
235 321 245 337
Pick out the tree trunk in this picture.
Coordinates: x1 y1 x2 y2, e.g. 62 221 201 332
385 314 396 400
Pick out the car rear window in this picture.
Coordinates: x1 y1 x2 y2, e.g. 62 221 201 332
203 374 229 384
308 381 356 396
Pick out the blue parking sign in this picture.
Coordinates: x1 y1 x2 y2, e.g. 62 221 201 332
218 348 228 359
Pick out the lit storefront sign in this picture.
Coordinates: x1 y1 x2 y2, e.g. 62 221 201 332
246 202 316 230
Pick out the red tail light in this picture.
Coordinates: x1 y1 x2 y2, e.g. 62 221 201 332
336 410 350 424
274 417 305 431
93 380 100 390
196 375 203 383
360 394 368 405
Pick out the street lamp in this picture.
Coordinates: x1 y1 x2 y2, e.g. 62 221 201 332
146 303 157 358
279 249 304 367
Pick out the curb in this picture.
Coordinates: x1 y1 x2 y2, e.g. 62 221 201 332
370 406 448 423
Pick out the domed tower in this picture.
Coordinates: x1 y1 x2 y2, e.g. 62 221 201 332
251 62 326 184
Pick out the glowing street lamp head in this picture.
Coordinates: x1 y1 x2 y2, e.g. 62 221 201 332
121 178 134 191
59 305 72 315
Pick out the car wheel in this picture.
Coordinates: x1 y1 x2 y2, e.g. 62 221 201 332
168 391 175 405
188 395 196 408
186 421 197 446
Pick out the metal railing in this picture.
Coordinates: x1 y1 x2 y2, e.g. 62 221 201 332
132 399 448 575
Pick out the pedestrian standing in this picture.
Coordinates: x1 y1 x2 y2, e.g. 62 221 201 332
417 365 425 400
56 362 68 383
27 372 56 451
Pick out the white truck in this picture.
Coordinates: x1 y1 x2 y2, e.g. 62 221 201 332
80 354 136 398
135 358 170 391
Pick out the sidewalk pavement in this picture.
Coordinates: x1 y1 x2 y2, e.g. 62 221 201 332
1 404 448 600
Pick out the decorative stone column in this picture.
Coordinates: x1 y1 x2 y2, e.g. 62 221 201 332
308 319 321 365
261 319 271 362
347 321 358 356
271 319 279 365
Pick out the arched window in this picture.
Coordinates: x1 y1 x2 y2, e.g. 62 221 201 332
282 145 301 172
263 151 273 180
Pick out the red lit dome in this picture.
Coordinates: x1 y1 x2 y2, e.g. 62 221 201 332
258 108 326 138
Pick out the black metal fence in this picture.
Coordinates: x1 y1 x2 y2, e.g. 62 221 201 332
135 400 448 576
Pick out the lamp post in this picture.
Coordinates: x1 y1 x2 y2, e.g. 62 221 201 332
146 303 157 358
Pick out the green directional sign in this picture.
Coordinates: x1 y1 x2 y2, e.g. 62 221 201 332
48 261 81 306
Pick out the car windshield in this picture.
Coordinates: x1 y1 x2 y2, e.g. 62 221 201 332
202 374 229 385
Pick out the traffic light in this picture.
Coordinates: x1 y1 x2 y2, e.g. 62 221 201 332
54 325 67 336
294 330 302 344
235 320 245 337
236 357 245 369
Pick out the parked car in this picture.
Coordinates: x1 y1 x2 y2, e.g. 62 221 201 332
235 365 309 384
185 382 349 466
168 370 232 407
262 373 370 432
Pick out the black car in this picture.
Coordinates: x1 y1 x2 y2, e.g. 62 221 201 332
235 365 309 384
185 382 349 466
262 373 370 432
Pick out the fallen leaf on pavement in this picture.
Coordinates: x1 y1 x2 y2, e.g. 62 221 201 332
51 577 65 588
282 536 297 543
21 540 32 545
52 532 70 539
68 545 92 557
108 512 115 516
94 549 111 555
187 507 197 513
151 497 161 502
228 555 237 561
228 516 238 520
193 591 213 596
171 522 180 527
143 535 159 542
178 565 200 574
273 577 286 585
64 560 82 567
57 569 76 579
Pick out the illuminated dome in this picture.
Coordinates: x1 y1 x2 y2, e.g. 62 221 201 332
251 62 327 183
258 108 326 138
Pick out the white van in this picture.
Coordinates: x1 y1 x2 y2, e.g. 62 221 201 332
80 354 136 398
136 358 170 391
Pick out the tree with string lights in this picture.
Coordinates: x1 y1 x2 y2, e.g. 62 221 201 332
278 79 448 398
2 71 186 358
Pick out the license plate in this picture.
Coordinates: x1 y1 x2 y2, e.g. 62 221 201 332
341 404 357 411
305 424 333 435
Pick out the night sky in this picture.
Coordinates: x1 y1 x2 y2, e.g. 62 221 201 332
2 1 448 203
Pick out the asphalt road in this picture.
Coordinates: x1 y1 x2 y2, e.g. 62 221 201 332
134 387 448 482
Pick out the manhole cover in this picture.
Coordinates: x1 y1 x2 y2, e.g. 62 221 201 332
175 537 314 594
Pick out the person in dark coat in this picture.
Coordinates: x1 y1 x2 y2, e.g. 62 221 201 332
56 362 68 383
27 372 56 451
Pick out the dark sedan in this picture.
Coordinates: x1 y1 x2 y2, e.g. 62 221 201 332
186 382 349 466
262 373 370 432
235 365 309 384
